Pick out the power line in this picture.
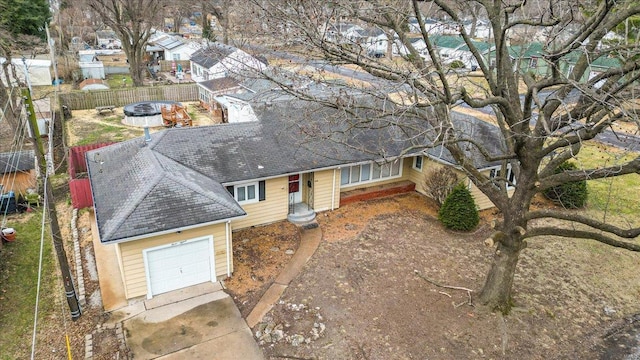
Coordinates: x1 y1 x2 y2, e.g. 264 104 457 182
30 181 48 360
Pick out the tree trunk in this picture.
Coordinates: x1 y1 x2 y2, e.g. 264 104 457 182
478 242 522 313
129 48 144 87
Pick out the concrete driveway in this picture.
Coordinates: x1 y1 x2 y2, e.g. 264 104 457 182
120 284 264 359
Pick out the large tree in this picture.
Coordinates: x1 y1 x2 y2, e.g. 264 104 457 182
249 0 640 312
88 0 165 86
0 0 51 40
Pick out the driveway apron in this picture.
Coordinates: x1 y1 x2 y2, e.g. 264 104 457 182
123 289 264 359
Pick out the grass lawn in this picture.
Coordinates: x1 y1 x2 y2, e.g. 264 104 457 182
105 74 133 89
576 143 640 221
75 115 138 146
0 210 58 359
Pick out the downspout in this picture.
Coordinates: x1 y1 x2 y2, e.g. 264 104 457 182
226 220 231 277
331 168 337 210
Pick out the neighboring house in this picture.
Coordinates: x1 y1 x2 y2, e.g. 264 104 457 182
430 35 490 69
79 78 109 91
0 150 37 196
407 17 455 35
87 90 510 301
189 43 267 82
355 27 389 56
483 42 548 75
394 37 430 61
147 34 201 63
197 76 243 116
463 19 492 40
323 23 388 56
323 23 364 44
0 58 52 86
560 52 621 88
96 30 121 49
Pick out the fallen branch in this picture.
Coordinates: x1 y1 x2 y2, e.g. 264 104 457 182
414 270 474 307
438 291 452 298
414 270 474 292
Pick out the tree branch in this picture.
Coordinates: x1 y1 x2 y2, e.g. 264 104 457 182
525 227 640 251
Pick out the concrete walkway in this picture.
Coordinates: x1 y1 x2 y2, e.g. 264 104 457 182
246 224 322 328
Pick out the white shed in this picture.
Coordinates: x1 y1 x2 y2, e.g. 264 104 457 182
0 58 52 86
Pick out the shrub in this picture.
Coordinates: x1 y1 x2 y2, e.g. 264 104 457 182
544 161 588 208
438 183 479 231
423 167 459 207
450 60 465 69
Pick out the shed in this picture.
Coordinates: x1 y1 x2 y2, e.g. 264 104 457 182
0 150 37 195
0 58 52 86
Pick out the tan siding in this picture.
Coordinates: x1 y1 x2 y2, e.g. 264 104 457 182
412 159 454 195
408 157 499 210
468 172 510 211
118 222 228 299
232 177 289 230
405 157 424 192
312 169 338 211
469 181 494 210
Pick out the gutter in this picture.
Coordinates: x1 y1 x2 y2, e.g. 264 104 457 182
100 213 247 245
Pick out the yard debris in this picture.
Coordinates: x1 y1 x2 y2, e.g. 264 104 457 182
255 302 326 347
414 269 474 307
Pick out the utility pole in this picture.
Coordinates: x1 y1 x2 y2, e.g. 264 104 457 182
23 89 81 321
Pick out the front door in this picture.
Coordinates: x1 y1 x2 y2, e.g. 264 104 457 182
288 174 302 203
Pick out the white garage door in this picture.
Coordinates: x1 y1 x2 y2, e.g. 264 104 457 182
144 237 215 298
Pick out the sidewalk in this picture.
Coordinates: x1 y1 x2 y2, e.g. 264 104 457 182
245 224 322 328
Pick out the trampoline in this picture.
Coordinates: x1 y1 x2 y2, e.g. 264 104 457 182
122 100 180 127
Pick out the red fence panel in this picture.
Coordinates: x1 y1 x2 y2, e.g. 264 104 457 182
68 143 115 209
69 179 93 209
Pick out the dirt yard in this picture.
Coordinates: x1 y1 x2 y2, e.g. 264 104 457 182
65 101 218 146
228 193 640 360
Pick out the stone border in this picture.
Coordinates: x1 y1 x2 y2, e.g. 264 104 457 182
84 322 128 359
71 208 86 307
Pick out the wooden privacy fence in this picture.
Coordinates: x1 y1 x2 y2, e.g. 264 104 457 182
59 84 199 110
68 143 115 209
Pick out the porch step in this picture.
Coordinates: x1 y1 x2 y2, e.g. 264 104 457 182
287 203 316 224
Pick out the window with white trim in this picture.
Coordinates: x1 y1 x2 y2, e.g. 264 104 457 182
413 156 423 171
489 165 516 188
340 160 402 186
226 181 266 204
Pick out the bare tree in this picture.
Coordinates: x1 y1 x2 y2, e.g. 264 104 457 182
88 0 165 86
249 0 640 312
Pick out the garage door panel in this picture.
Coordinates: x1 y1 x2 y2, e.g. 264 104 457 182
145 237 215 297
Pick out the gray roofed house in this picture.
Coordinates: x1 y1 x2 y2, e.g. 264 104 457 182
0 150 37 195
189 43 267 82
87 93 509 301
0 150 35 173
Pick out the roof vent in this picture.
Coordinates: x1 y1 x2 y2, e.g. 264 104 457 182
144 127 151 143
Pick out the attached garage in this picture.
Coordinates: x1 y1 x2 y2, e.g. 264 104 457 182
143 236 216 298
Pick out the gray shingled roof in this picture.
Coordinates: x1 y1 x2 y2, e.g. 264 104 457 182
198 77 241 92
88 97 505 244
0 150 35 173
190 43 238 69
87 139 246 243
